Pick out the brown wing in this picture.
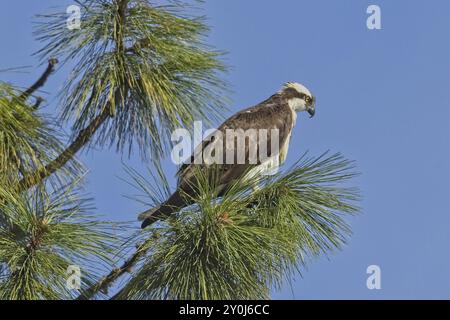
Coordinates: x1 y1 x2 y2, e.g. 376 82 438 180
176 95 294 191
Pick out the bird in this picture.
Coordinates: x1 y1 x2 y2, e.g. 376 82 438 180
139 82 316 228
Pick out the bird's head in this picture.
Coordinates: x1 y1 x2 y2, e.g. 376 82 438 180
280 82 316 118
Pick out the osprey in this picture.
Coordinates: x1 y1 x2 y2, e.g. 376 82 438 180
139 82 316 228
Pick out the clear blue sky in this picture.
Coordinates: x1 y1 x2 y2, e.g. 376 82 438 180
2 0 450 299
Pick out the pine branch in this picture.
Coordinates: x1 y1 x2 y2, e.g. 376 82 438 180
19 58 58 101
35 0 228 160
76 239 150 300
0 180 117 300
32 97 44 110
0 82 84 240
113 153 360 300
17 105 111 191
17 0 131 191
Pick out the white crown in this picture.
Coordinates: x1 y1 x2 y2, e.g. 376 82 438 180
281 82 312 97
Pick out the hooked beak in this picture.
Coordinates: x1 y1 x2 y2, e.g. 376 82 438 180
307 106 315 118
307 95 316 118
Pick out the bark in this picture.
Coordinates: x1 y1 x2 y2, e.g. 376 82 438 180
19 58 58 101
17 107 111 191
76 240 149 300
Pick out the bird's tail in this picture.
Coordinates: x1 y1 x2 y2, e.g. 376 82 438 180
138 207 162 225
138 190 187 229
138 205 174 229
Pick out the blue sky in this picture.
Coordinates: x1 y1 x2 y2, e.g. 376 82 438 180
2 0 450 299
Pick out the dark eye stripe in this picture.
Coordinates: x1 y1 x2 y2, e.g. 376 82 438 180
283 88 311 102
301 94 311 101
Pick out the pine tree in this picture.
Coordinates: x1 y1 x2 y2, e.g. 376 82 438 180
0 0 360 300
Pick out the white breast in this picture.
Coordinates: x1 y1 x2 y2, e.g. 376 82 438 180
245 154 280 181
245 128 293 181
244 105 296 181
279 131 292 164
